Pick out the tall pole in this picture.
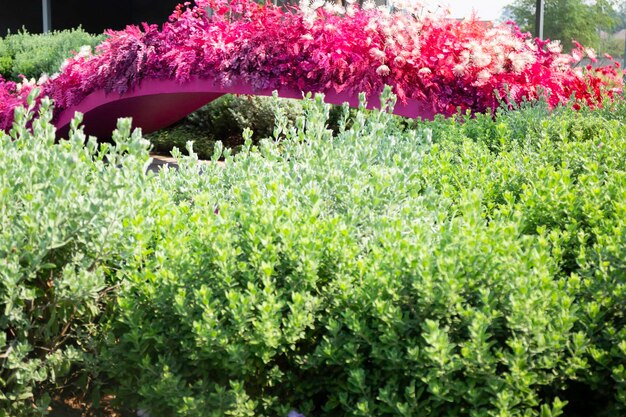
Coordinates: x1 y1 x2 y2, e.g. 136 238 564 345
42 0 52 33
535 0 544 39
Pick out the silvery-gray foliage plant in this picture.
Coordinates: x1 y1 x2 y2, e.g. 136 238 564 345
0 92 156 416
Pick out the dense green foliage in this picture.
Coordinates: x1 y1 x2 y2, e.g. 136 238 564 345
147 95 303 159
0 28 104 81
2 90 626 416
106 92 626 417
502 0 618 51
146 94 353 159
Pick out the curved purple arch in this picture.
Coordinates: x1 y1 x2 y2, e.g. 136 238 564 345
54 77 438 138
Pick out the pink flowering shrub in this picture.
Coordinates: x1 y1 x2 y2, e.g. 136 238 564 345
0 76 36 131
0 0 624 131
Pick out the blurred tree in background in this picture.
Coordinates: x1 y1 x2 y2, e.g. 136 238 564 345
503 0 619 52
602 1 625 58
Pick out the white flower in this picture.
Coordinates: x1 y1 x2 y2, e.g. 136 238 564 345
508 51 534 72
546 40 562 54
77 45 92 58
485 28 499 38
37 73 49 85
369 47 386 61
491 63 505 74
585 48 596 60
476 69 491 82
324 3 344 14
394 56 406 67
376 64 390 76
453 64 465 76
301 33 314 42
363 0 376 10
303 15 315 29
524 39 538 51
472 51 492 67
60 59 70 72
418 67 431 74
552 55 573 68
377 4 391 14
333 3 346 14
466 40 479 52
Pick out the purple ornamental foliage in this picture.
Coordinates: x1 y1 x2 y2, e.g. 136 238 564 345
0 0 623 132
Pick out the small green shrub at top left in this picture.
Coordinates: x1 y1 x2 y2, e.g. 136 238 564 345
0 28 104 81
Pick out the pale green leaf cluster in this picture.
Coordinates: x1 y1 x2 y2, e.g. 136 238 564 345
0 97 155 416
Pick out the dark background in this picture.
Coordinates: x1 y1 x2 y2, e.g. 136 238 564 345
0 0 181 35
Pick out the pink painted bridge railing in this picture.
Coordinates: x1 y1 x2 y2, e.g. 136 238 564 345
1 0 623 136
54 78 437 139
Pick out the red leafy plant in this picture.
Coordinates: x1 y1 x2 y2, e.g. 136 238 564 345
0 0 623 131
0 77 37 131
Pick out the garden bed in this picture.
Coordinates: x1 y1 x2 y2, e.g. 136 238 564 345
2 91 626 417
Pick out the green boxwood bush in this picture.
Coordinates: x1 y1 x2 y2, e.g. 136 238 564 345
98 92 626 417
0 28 104 81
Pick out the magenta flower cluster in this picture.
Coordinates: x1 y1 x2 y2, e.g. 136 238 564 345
0 0 624 131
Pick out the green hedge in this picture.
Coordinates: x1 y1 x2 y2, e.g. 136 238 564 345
0 28 104 81
0 97 157 416
102 93 626 417
2 91 626 416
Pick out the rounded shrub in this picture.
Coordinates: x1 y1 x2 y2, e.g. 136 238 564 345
146 94 305 159
3 88 626 417
97 92 626 417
